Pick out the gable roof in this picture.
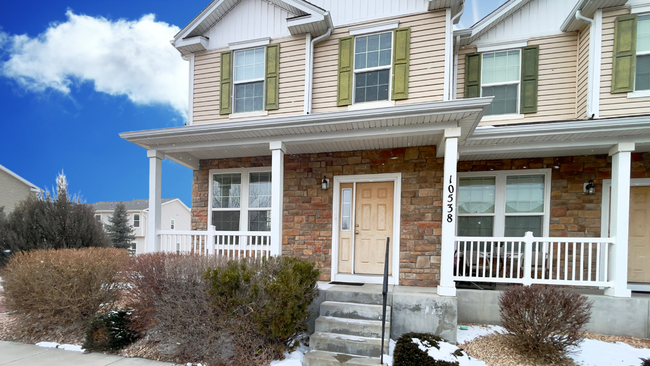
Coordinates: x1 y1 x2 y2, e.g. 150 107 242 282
456 0 535 45
92 199 177 212
561 0 628 32
0 163 41 193
173 0 333 55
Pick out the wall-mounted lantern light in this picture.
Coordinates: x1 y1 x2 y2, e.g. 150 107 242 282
584 180 596 195
321 176 329 190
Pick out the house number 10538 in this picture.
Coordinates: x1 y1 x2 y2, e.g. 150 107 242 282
446 175 455 223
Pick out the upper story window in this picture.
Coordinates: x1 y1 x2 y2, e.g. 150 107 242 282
170 219 175 230
636 15 650 91
481 50 520 115
465 46 538 116
95 214 101 222
233 48 265 113
133 214 140 228
354 32 393 103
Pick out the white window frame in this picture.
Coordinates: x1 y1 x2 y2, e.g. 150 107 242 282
456 169 552 237
133 214 140 228
480 49 522 116
208 167 272 232
635 14 650 92
352 31 394 105
170 219 175 230
232 47 266 114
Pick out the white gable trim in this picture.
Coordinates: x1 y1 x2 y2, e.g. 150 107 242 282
0 164 41 192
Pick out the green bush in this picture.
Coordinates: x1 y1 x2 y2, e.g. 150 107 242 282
205 256 320 356
499 285 593 362
1 247 129 327
393 332 460 366
83 310 140 352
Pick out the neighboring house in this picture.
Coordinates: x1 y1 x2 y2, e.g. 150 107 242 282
0 163 41 214
92 199 191 254
120 0 650 352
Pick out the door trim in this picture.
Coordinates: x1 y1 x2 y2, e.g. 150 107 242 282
602 178 650 291
331 173 401 285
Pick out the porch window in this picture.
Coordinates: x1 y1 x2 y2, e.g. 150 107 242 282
211 169 271 232
354 32 392 103
233 47 265 113
457 170 550 237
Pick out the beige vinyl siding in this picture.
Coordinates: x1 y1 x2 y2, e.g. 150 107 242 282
600 7 650 118
576 25 590 120
457 34 578 126
311 11 447 114
455 46 477 99
192 35 306 125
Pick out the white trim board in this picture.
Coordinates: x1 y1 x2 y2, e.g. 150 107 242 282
601 178 650 292
331 173 402 286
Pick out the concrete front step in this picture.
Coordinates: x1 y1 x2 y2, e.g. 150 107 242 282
309 331 388 357
315 316 390 339
302 350 385 366
320 301 391 321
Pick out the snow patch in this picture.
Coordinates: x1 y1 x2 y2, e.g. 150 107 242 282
270 344 308 366
36 342 84 352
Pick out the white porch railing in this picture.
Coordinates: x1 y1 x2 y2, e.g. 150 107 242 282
159 230 272 259
453 232 615 288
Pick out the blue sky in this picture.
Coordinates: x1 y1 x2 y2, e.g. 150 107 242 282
0 0 506 208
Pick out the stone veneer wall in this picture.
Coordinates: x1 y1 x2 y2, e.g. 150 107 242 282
457 153 650 237
192 146 445 287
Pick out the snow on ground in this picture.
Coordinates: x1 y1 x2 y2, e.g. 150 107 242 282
270 344 309 366
36 341 84 352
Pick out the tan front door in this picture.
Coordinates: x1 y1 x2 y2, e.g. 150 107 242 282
629 186 650 283
338 181 393 276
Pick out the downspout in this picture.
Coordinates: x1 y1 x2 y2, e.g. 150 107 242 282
575 9 597 119
447 2 464 101
303 33 312 115
307 25 333 114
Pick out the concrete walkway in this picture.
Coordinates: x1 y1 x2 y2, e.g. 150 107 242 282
0 341 176 366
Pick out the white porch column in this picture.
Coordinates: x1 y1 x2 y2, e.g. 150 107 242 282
270 141 286 256
147 150 165 253
605 142 634 298
438 127 461 297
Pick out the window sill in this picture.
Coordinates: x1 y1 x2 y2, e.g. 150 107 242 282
229 110 268 119
348 100 395 111
481 114 524 122
627 90 650 99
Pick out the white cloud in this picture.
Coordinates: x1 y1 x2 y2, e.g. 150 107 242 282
1 11 188 117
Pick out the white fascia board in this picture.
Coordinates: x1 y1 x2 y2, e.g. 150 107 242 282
121 98 493 143
229 37 270 50
174 36 209 51
476 39 528 53
0 163 41 192
469 116 650 140
174 0 227 42
287 14 321 28
282 0 327 17
349 20 399 36
560 0 589 32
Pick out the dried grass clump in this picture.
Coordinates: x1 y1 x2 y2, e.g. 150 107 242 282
1 248 129 328
499 285 593 362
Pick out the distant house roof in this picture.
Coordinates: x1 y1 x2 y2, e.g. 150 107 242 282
0 163 42 193
92 199 175 212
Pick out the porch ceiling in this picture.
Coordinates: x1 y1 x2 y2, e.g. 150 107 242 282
120 98 492 169
460 115 650 161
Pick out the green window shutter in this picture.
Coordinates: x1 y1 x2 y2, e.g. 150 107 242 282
337 36 354 106
392 27 410 100
520 45 539 114
611 14 637 93
219 51 233 115
464 53 481 98
265 44 280 110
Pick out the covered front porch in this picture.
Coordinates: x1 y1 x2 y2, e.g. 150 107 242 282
121 104 650 299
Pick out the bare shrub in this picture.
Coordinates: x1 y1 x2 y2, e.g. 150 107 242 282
499 285 593 362
1 248 129 328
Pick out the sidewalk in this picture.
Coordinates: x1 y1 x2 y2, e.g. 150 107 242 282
0 341 176 366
